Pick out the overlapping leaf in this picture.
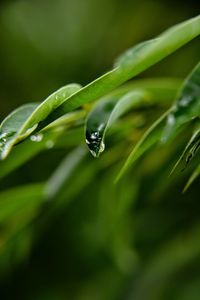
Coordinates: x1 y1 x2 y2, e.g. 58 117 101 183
85 90 149 157
0 84 81 159
0 112 85 179
58 16 200 113
170 121 200 175
117 60 200 181
184 163 200 192
161 61 200 143
0 103 39 159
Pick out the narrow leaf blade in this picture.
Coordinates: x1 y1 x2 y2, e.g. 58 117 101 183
170 121 200 175
183 163 200 192
0 104 39 159
116 111 168 181
0 83 81 159
85 90 149 157
161 61 200 143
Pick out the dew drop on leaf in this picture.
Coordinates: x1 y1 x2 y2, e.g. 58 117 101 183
46 140 54 149
85 130 105 158
30 133 43 142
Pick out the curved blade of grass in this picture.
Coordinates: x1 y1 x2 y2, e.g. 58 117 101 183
85 90 150 157
60 15 200 113
116 111 169 182
0 84 81 159
170 121 200 175
183 163 200 192
161 61 200 143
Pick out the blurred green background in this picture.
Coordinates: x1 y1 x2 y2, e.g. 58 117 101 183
0 0 200 299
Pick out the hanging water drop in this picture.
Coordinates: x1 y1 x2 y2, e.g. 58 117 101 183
85 130 105 158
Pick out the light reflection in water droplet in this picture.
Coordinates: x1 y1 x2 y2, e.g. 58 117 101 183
30 133 43 142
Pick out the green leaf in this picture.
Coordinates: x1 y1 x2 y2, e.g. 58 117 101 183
19 83 82 134
116 111 169 182
114 38 159 68
183 163 200 192
0 103 39 159
0 84 81 159
60 15 200 113
170 121 200 175
85 90 149 157
161 61 200 143
0 116 84 180
116 60 200 181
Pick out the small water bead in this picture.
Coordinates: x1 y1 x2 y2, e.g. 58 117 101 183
30 133 43 142
0 131 16 147
178 96 193 108
0 131 16 140
24 124 38 136
0 137 6 144
0 133 7 140
167 114 175 126
46 140 54 149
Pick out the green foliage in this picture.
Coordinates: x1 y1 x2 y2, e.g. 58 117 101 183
161 62 200 143
0 84 81 159
118 60 200 181
85 90 149 157
0 12 200 300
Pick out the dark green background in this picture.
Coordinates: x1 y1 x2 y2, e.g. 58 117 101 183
0 1 200 299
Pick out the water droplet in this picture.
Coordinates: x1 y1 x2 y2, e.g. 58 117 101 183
161 113 176 143
178 96 193 108
85 130 105 158
30 133 43 142
0 131 16 149
0 131 16 140
167 114 175 126
46 140 54 149
25 124 38 136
